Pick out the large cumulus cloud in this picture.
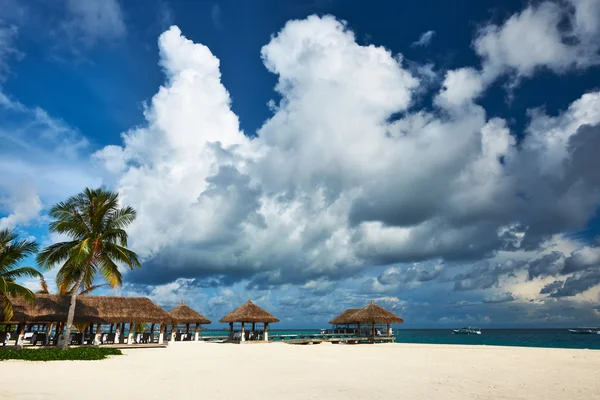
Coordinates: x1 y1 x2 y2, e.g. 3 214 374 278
94 11 600 299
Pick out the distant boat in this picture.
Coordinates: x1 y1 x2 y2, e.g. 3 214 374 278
568 328 600 334
453 327 482 335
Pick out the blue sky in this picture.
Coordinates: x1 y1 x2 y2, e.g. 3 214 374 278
2 0 600 328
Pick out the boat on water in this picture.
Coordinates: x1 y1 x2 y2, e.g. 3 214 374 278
568 328 600 334
452 327 482 335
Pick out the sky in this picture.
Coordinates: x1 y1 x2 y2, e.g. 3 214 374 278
1 0 600 328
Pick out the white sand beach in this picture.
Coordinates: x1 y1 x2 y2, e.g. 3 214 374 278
2 342 600 400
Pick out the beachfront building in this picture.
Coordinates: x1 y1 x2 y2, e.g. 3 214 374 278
329 302 403 341
219 300 279 342
166 301 211 341
1 294 171 346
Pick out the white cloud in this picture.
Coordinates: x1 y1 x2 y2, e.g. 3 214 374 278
62 0 126 44
412 30 435 47
474 0 600 80
0 92 101 227
435 67 485 108
0 24 19 80
0 182 42 230
91 14 600 295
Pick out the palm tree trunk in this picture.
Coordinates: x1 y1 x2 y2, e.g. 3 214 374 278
60 270 86 350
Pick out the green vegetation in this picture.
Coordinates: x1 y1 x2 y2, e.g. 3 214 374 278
0 229 41 322
0 347 122 361
37 188 141 349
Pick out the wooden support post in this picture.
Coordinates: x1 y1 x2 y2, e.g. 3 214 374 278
185 323 190 340
46 323 53 345
114 323 120 344
372 322 375 343
16 323 25 347
358 322 361 338
241 322 245 342
127 322 134 345
110 323 114 333
170 325 176 342
150 323 155 343
194 323 199 341
387 323 391 337
229 322 233 340
264 323 269 342
56 322 63 347
158 324 165 344
94 323 101 345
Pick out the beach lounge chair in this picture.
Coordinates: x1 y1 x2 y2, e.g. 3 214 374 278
33 333 47 346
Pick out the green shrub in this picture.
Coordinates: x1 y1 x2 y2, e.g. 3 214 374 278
0 347 122 361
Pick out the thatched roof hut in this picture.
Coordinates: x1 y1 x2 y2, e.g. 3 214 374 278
1 295 171 324
329 308 360 325
349 301 404 324
219 300 279 323
168 301 211 324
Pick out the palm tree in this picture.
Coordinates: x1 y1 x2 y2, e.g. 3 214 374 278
37 188 141 349
0 229 41 322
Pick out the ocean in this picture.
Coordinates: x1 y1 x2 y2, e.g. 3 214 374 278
202 329 600 350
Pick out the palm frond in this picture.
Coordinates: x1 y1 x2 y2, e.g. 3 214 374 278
98 255 123 287
78 283 108 296
37 276 50 294
3 267 42 281
36 241 79 270
104 243 142 270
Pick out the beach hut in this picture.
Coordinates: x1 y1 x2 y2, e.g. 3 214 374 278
167 301 211 341
349 301 403 340
1 294 172 346
329 308 361 334
219 300 279 342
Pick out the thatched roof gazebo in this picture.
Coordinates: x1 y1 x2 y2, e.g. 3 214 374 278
167 301 211 341
219 300 279 342
351 302 404 325
330 301 403 341
329 308 360 325
1 295 172 346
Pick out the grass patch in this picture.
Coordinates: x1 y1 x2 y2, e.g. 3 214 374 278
0 347 122 361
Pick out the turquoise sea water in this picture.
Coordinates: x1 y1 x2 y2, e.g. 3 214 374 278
202 329 600 350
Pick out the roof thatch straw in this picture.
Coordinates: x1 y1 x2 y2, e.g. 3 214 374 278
1 295 171 324
349 301 404 324
219 300 279 323
168 301 211 324
329 308 360 325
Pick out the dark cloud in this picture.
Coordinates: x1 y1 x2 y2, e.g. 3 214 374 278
540 280 564 295
561 247 600 274
551 270 600 297
563 124 600 189
527 251 564 279
453 260 522 291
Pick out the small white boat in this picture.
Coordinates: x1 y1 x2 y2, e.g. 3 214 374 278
568 328 600 334
452 327 482 335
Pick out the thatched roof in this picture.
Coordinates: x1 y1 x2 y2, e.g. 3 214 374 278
168 301 211 324
219 300 279 323
1 295 171 324
329 308 360 325
349 302 404 324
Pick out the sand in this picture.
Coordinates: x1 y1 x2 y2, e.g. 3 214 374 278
2 342 599 400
